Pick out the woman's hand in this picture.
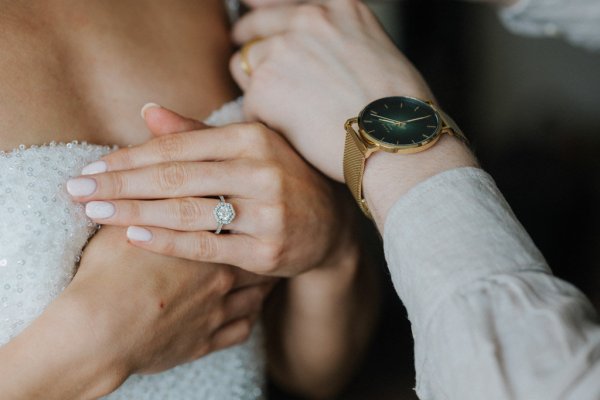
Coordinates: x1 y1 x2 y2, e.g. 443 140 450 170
68 105 345 277
0 225 274 400
230 0 434 182
74 226 274 377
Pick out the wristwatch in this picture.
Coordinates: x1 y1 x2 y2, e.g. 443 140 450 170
343 96 468 218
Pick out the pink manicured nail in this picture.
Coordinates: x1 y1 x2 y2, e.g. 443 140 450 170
127 226 153 242
66 178 97 197
86 201 115 219
81 161 107 175
140 102 162 119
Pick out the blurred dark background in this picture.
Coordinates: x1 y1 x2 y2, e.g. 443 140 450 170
271 1 600 398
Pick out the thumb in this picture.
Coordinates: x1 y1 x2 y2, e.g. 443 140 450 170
140 103 209 137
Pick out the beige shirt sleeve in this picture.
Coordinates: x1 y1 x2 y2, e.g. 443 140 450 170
383 167 600 400
499 0 600 51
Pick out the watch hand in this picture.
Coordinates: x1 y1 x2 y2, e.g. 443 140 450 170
374 116 405 125
400 115 432 124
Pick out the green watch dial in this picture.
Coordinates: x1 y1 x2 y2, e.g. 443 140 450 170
358 97 441 148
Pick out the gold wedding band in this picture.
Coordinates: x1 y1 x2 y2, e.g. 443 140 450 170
240 38 263 77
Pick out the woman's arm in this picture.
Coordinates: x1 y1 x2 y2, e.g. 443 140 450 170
264 202 380 399
67 105 380 398
0 226 273 400
0 284 125 400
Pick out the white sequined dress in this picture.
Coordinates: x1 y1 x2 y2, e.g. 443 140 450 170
0 99 266 399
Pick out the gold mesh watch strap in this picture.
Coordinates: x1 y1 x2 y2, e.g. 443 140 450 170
436 108 469 145
343 120 372 218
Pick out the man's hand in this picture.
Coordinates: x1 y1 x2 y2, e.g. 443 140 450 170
231 0 433 182
230 0 477 226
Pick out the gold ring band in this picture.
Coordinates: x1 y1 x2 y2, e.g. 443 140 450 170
240 38 263 77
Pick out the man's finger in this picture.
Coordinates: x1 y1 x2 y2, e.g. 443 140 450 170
241 0 303 9
232 6 296 44
230 37 274 91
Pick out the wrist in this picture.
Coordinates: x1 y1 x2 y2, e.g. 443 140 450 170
363 134 478 230
48 290 130 397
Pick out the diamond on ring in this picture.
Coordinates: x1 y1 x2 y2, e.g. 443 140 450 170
213 196 236 234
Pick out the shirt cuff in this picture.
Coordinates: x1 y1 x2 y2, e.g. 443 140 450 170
383 167 550 338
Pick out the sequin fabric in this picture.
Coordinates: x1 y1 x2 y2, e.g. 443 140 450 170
0 99 266 399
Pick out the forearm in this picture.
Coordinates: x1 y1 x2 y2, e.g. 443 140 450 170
265 238 379 399
0 291 124 400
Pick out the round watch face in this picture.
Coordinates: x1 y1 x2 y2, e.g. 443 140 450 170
358 97 441 148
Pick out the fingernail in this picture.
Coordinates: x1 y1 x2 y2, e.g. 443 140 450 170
141 102 162 119
66 178 97 197
81 161 107 175
127 226 153 242
86 201 115 219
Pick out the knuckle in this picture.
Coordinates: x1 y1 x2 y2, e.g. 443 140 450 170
245 122 269 144
176 198 203 229
249 62 277 92
160 238 178 258
156 134 185 161
192 343 211 360
214 269 236 295
256 163 284 193
260 204 286 233
293 4 329 29
157 162 187 192
106 172 127 197
208 307 226 329
193 233 219 261
260 242 284 273
109 148 135 170
127 200 142 221
236 319 253 344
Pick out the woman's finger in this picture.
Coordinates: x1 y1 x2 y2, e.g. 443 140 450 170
68 160 261 201
141 103 209 137
222 283 273 324
83 124 255 175
125 226 270 272
208 317 255 355
85 197 255 233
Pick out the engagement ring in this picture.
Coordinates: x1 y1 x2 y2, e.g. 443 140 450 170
213 196 236 234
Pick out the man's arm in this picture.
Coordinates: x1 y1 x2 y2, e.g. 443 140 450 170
230 1 600 398
383 167 600 399
264 204 380 399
